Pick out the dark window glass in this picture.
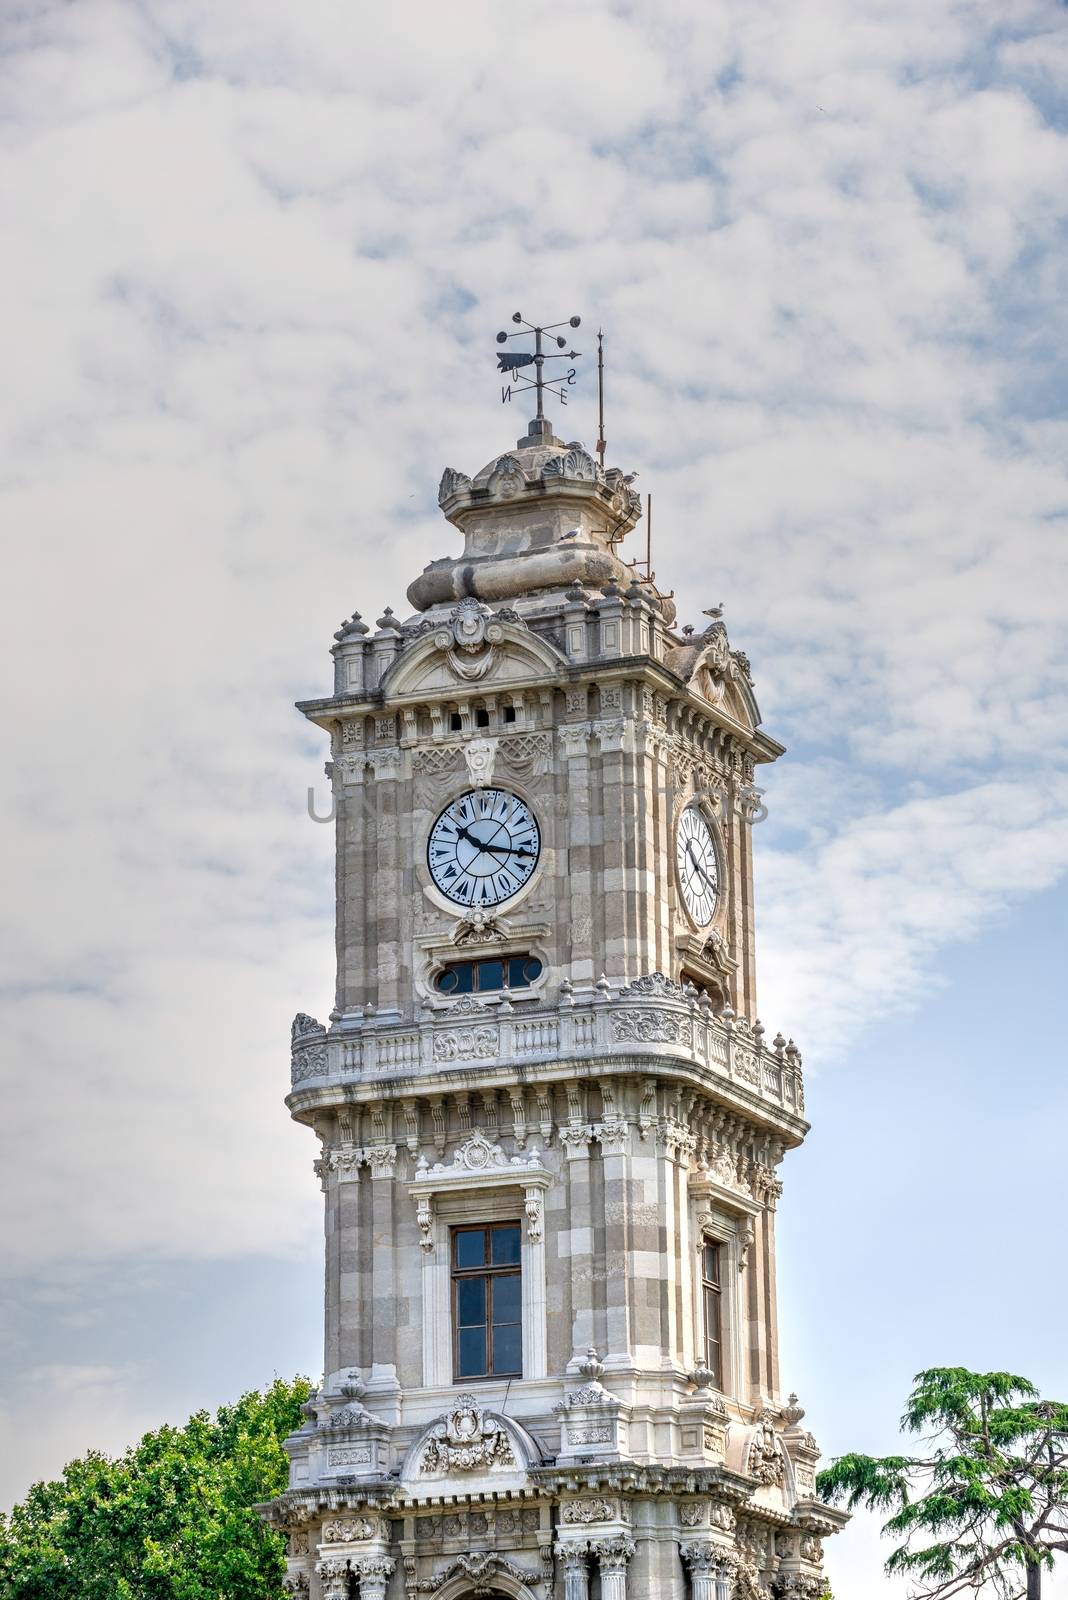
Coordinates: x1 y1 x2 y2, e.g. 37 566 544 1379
490 1223 521 1266
454 1229 486 1269
436 956 542 994
451 1223 522 1380
701 1240 723 1386
449 712 462 731
475 708 490 728
457 1325 487 1378
479 958 504 991
503 705 516 723
491 1321 521 1375
491 1272 521 1321
456 1276 486 1325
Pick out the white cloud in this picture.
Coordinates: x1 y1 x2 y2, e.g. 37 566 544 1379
0 0 1065 1252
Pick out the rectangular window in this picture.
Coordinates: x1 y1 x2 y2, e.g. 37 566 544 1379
451 1222 523 1380
701 1240 723 1386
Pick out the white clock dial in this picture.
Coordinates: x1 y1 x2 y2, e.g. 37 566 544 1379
676 806 719 926
428 788 541 908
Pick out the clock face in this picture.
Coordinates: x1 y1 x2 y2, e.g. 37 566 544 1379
428 788 541 908
676 806 719 927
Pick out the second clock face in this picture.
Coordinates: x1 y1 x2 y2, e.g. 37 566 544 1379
676 805 720 926
428 789 541 908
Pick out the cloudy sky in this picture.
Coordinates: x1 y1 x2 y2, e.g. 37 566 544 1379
2 1 1067 1592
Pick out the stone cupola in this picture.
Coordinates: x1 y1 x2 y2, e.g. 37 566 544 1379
407 419 676 623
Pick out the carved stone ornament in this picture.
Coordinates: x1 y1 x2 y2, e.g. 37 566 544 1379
612 1009 693 1048
772 1577 830 1599
621 971 687 1000
463 737 496 786
419 1395 516 1474
563 1497 615 1524
322 1516 377 1542
291 1012 323 1043
433 598 506 682
413 1552 543 1595
282 1575 310 1598
452 909 508 945
747 1413 787 1486
591 1536 636 1573
438 467 472 504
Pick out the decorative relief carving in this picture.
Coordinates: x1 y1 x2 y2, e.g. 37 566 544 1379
290 1013 328 1084
433 599 505 682
411 745 464 777
322 1517 377 1542
612 1009 693 1047
463 737 496 786
747 1412 786 1486
433 1026 498 1062
563 1497 615 1524
438 467 472 503
497 732 553 780
590 1536 635 1573
326 1445 372 1467
624 972 688 999
419 1395 516 1474
452 909 507 945
411 1552 543 1595
543 445 598 481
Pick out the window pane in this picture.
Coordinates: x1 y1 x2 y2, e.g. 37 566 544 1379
703 1243 720 1284
457 1325 487 1377
454 1229 486 1269
491 1224 521 1266
452 963 474 994
523 957 543 983
456 1276 486 1327
477 959 504 991
437 967 459 994
492 1322 521 1374
491 1273 521 1324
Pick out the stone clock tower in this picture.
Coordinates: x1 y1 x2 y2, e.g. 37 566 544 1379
260 405 846 1600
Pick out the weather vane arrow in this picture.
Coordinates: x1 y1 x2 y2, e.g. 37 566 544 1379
495 311 582 422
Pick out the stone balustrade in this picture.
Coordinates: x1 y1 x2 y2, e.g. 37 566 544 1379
290 975 804 1119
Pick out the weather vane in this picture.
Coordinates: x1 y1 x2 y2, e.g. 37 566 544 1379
496 312 582 420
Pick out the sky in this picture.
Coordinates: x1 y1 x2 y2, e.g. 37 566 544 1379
1 0 1067 1593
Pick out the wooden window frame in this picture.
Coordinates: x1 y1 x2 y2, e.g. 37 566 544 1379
450 1222 523 1382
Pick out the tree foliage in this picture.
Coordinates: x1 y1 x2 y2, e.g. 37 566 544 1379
817 1367 1068 1599
0 1376 311 1600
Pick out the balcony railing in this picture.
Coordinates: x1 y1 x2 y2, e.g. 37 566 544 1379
290 974 805 1120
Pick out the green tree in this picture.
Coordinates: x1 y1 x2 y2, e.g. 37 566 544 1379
817 1368 1068 1599
0 1376 311 1600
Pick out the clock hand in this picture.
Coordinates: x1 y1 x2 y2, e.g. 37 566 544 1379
686 841 716 893
454 823 534 861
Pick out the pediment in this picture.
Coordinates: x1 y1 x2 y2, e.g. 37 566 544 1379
673 632 762 731
383 604 566 700
398 1394 543 1496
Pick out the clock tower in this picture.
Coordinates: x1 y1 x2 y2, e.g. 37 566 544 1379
261 398 846 1600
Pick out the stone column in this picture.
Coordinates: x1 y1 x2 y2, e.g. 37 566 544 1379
368 1146 398 1372
558 721 594 988
315 1557 350 1600
592 1536 635 1600
555 1542 591 1600
353 1555 395 1600
681 1543 734 1600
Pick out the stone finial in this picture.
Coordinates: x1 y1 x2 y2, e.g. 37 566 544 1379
594 973 611 1000
782 1393 807 1427
375 607 401 632
578 1347 605 1380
